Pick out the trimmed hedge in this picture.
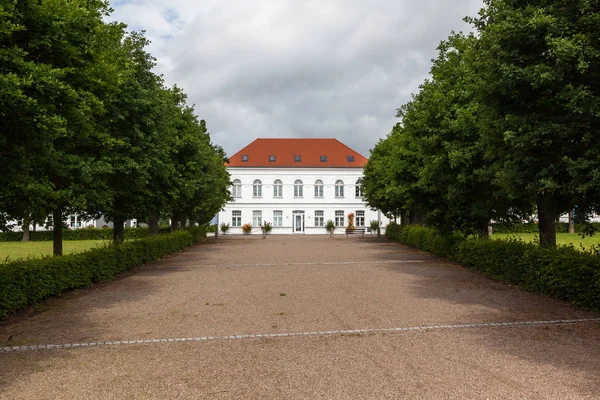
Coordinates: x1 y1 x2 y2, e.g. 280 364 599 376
0 230 205 318
0 227 172 242
385 223 463 258
386 223 600 310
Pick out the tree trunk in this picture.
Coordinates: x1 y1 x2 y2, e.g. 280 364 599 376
53 209 63 256
400 211 408 226
180 215 187 230
568 210 575 234
537 199 557 247
113 216 125 244
22 216 30 242
476 219 490 239
171 212 179 232
148 211 159 235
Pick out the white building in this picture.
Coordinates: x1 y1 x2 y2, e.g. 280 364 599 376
217 138 389 235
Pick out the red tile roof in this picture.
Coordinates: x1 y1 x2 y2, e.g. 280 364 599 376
227 138 368 168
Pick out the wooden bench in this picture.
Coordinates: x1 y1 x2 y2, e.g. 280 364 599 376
345 228 366 238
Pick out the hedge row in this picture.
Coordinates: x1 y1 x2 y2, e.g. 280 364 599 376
0 228 206 318
491 222 600 234
386 223 600 310
0 227 173 242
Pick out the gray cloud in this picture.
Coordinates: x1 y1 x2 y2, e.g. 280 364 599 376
110 0 484 156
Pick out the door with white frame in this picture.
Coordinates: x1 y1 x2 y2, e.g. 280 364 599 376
292 210 305 233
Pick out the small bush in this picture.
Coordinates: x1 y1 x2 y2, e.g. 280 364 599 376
188 226 207 243
386 223 600 310
0 231 195 318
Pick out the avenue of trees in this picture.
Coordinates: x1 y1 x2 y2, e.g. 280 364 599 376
363 0 600 247
0 1 231 254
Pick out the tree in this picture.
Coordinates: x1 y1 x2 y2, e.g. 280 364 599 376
0 0 121 254
469 0 600 246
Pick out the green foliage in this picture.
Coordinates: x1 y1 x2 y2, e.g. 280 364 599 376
365 1 600 247
0 232 194 318
0 2 231 251
188 226 207 243
385 223 463 258
456 239 600 310
386 224 600 310
261 221 272 233
370 220 381 231
220 223 230 233
325 220 335 231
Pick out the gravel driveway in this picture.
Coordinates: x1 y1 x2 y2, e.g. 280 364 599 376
1 235 599 399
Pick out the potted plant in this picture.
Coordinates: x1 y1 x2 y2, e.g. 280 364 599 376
242 223 252 234
325 220 335 238
347 212 355 231
261 221 272 238
370 220 381 238
220 222 230 234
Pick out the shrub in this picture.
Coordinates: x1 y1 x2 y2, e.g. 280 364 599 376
0 231 195 318
188 226 207 243
261 221 272 233
386 223 463 258
385 223 600 310
325 220 335 231
220 223 230 233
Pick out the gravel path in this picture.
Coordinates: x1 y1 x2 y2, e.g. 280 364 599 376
1 235 599 399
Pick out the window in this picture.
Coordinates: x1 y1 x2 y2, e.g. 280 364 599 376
294 179 303 197
269 155 276 162
253 179 262 197
273 210 283 227
252 210 262 227
320 155 327 162
347 155 355 162
273 179 283 197
355 179 364 197
356 210 365 227
314 180 323 197
335 210 344 227
242 155 248 162
294 155 301 162
335 180 344 197
232 210 242 227
315 210 324 227
232 179 242 198
70 215 76 227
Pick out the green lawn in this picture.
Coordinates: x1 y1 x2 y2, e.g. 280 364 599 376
0 240 110 262
492 233 600 250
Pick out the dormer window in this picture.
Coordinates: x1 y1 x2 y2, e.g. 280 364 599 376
294 155 301 162
320 155 327 162
269 155 276 162
241 155 249 162
347 155 355 162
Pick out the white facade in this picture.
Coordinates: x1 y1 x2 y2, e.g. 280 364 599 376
218 167 389 235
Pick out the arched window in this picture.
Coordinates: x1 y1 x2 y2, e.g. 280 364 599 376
253 179 262 197
232 179 242 198
273 179 283 197
294 180 303 197
355 179 363 197
314 180 324 198
335 180 344 197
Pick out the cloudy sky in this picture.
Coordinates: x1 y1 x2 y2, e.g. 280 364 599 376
110 0 484 157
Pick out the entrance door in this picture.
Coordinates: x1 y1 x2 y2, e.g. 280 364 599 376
292 211 305 233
